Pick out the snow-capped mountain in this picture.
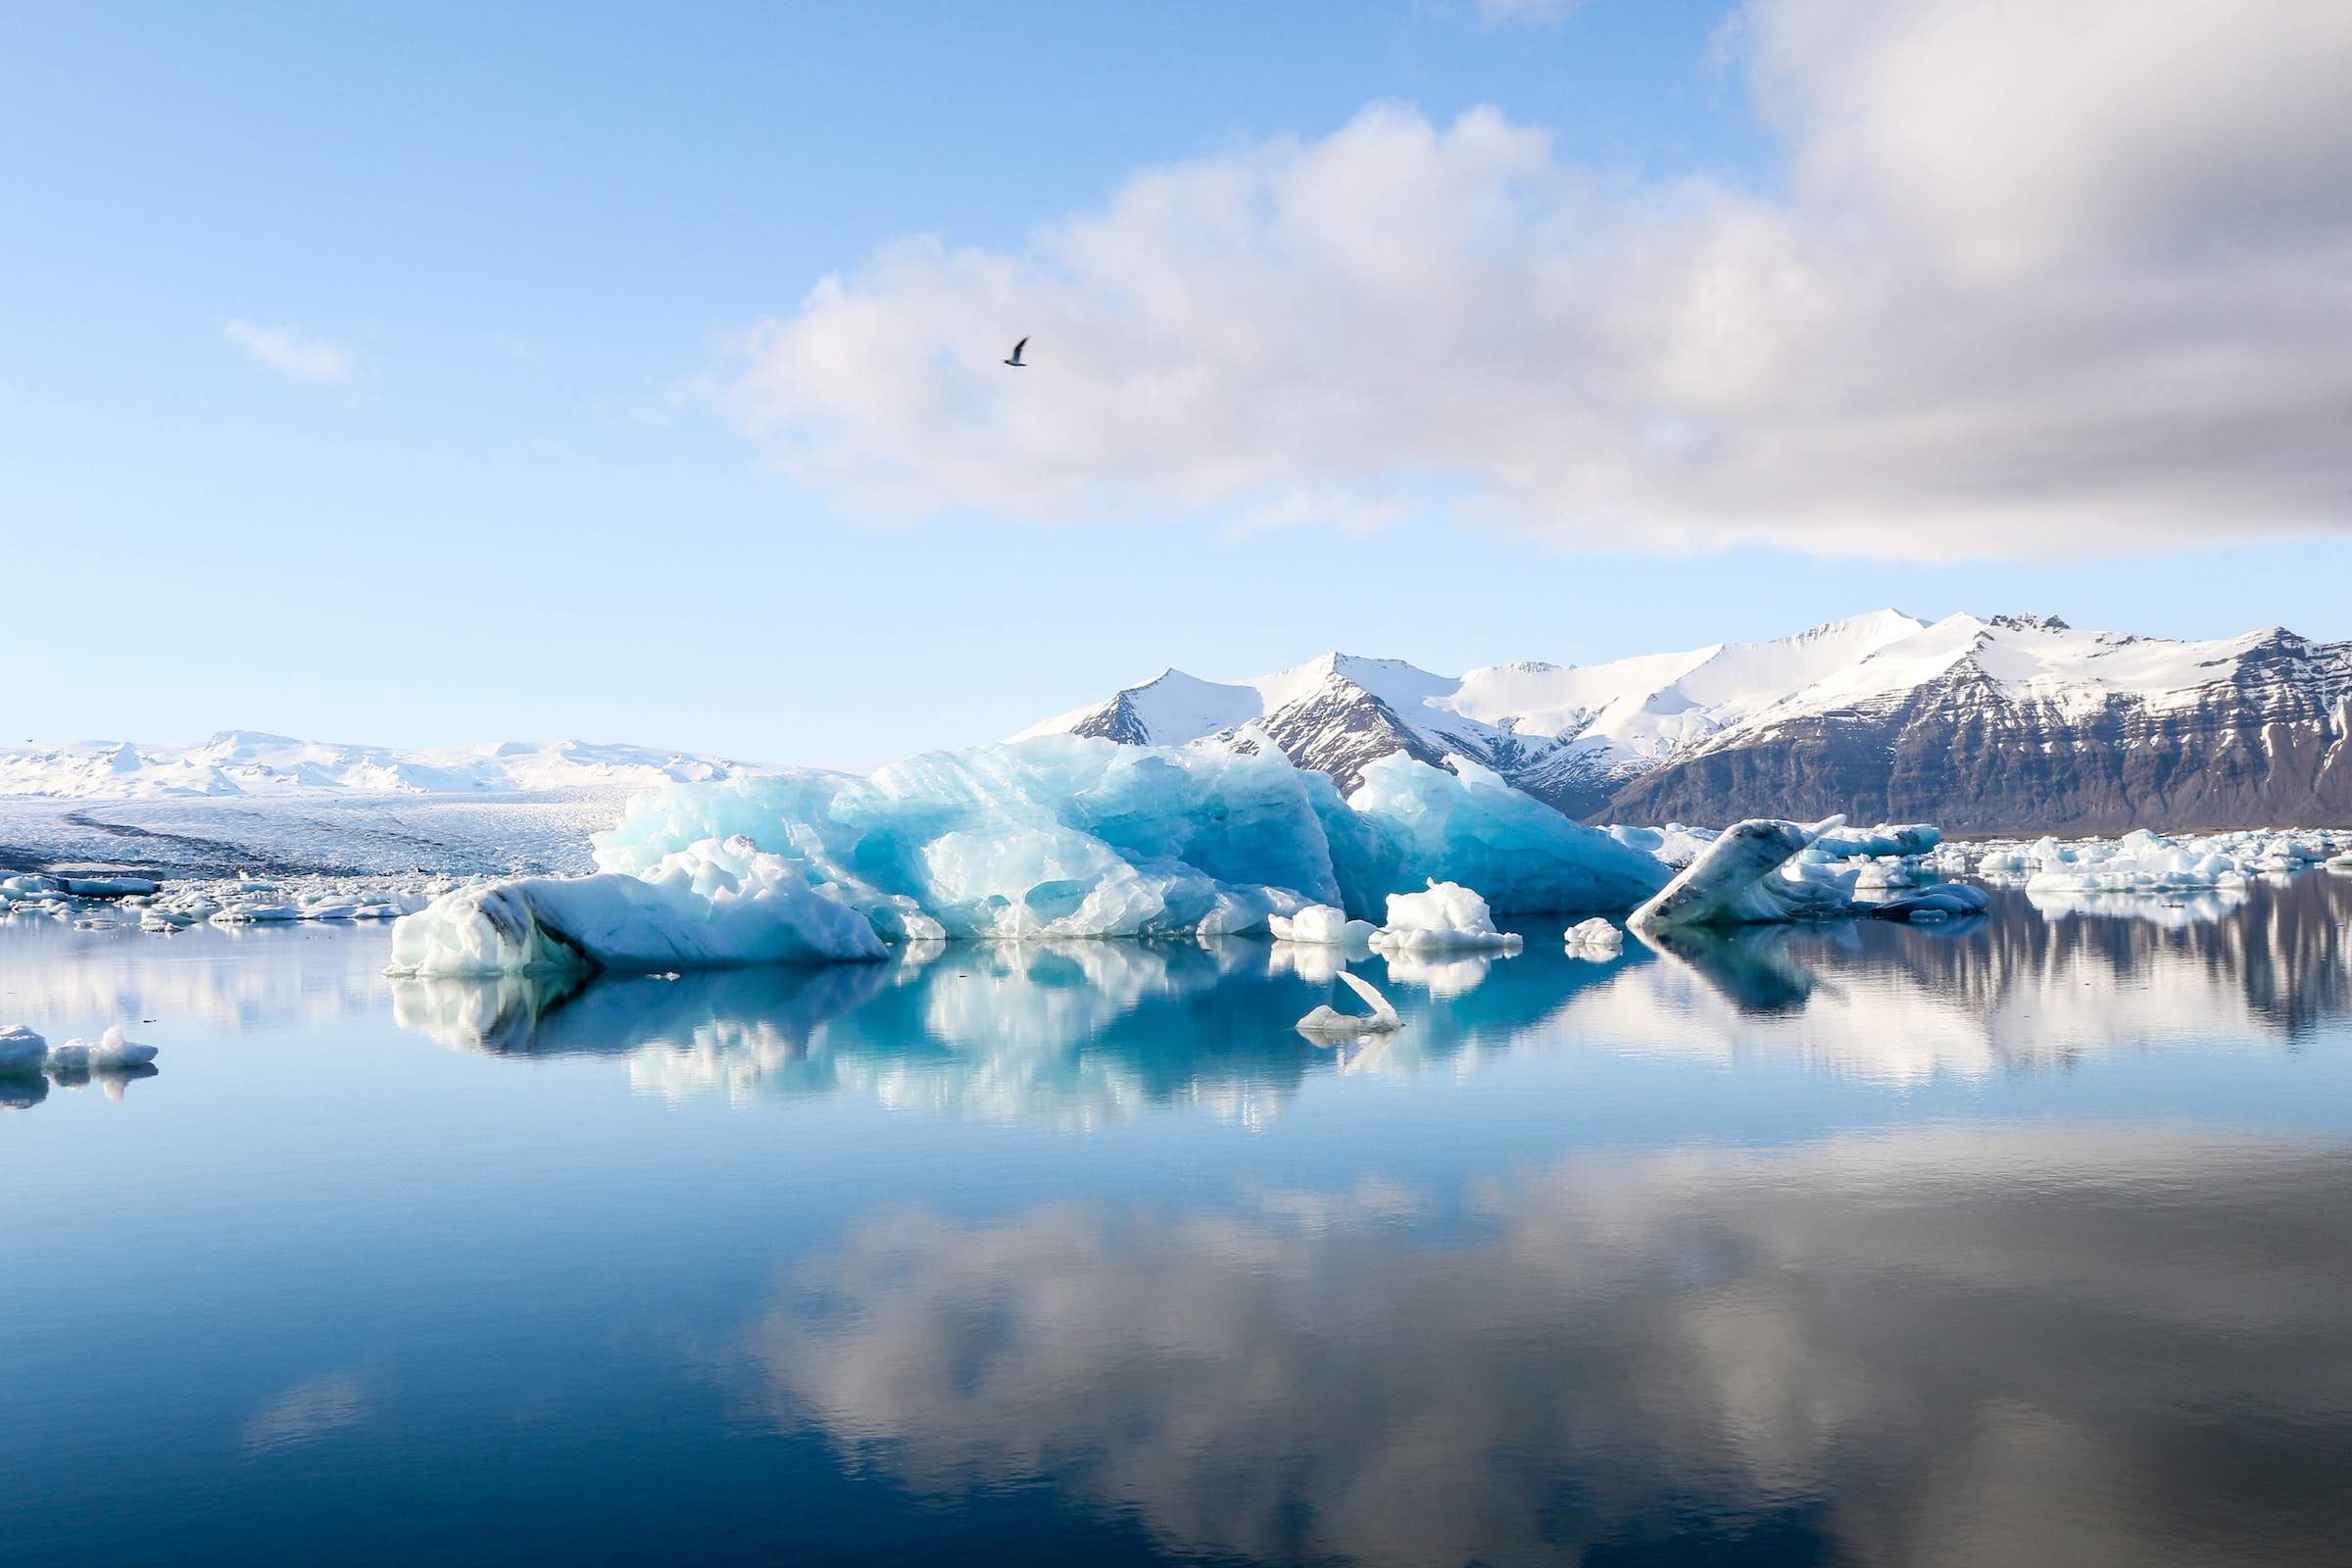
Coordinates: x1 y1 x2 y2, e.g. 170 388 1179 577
1017 612 2352 832
0 732 756 801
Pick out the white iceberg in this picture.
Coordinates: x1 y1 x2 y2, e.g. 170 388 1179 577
1563 917 1626 955
2012 829 2252 893
1267 905 1378 945
387 835 888 976
1368 879 1522 954
1295 969 1401 1036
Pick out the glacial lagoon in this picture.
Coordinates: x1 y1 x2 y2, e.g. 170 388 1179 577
5 877 2351 1565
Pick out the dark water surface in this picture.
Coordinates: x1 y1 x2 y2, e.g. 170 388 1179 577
6 878 2352 1566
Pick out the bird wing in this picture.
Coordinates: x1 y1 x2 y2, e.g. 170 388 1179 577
1010 336 1028 361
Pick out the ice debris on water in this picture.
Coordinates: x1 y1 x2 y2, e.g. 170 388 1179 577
1267 905 1378 945
1866 883 1990 922
0 1024 48 1074
0 1022 159 1091
1967 827 2345 892
1563 917 1625 955
1368 879 1522 954
1295 969 1402 1037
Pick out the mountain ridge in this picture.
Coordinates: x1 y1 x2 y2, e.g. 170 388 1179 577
1017 612 2352 832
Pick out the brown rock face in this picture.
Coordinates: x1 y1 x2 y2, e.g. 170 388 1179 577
1604 633 2352 833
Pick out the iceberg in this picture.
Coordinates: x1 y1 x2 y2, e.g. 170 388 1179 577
1563 917 1626 955
387 835 888 976
1268 905 1378 945
0 1023 47 1074
1866 883 1990 922
1368 879 1521 954
1629 817 1862 930
1295 969 1401 1037
397 737 1675 973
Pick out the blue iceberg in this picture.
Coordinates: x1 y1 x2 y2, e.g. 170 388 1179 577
392 738 1673 973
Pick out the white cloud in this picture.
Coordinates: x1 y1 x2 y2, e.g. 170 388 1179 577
719 0 2352 561
223 318 352 384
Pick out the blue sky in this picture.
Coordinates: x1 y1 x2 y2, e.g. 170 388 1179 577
8 1 2348 766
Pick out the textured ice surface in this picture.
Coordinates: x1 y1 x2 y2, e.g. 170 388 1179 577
386 835 887 976
1341 755 1668 916
1563 917 1626 954
1969 828 2350 890
1806 824 1941 860
1630 817 1858 929
0 1023 46 1073
1295 969 1401 1036
1867 883 1990 922
1369 879 1522 954
1268 905 1378 945
595 739 1666 946
1601 823 1717 868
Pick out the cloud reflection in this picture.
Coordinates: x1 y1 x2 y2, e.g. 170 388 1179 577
731 1126 2352 1566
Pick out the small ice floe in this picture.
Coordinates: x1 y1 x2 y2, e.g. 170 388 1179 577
43 1026 159 1073
1267 905 1378 945
1866 883 1990 922
1295 969 1401 1037
0 1023 49 1074
211 903 307 924
1368 880 1522 954
1562 917 1625 956
61 876 162 898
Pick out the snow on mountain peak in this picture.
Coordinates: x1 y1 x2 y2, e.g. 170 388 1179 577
0 735 760 801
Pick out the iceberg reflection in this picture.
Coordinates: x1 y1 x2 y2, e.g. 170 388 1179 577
381 874 2352 1111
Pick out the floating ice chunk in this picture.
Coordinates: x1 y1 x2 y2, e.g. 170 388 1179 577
61 876 161 897
1369 879 1522 954
0 1024 47 1074
88 1025 158 1069
1867 883 1989 922
1295 969 1401 1036
1562 917 1625 956
212 902 306 924
1629 816 1862 930
2018 829 2252 894
1267 905 1378 945
386 835 887 976
1806 824 1940 860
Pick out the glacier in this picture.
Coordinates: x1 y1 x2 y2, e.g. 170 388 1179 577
388 737 1674 974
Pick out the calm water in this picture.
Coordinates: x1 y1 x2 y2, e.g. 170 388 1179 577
6 879 2352 1566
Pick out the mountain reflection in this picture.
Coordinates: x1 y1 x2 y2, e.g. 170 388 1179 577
381 872 2352 1115
733 1125 2352 1566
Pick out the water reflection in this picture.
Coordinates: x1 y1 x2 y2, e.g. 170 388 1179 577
373 872 2352 1114
735 1125 2352 1566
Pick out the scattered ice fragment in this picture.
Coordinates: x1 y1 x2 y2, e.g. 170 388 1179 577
0 1024 48 1074
1267 905 1378 945
87 1025 158 1069
1563 917 1625 955
1368 880 1521 954
1868 883 1990 922
1295 969 1401 1036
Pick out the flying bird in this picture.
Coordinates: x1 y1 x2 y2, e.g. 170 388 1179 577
1003 336 1028 368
